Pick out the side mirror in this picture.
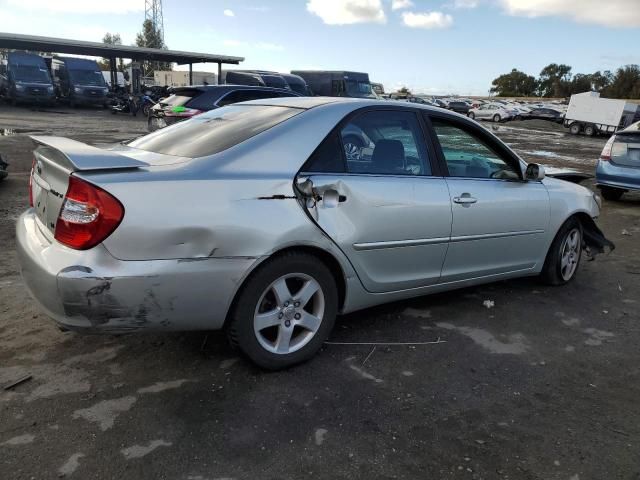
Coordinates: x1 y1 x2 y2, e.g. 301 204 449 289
525 163 545 181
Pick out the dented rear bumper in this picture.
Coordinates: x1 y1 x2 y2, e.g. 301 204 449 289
16 210 257 333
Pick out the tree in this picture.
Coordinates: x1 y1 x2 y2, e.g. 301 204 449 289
538 63 572 97
397 86 412 95
136 19 172 75
603 65 640 99
490 69 538 97
98 32 125 71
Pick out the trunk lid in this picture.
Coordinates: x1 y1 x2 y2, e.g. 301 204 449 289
611 132 640 169
30 136 148 236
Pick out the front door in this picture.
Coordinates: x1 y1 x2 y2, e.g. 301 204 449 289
428 116 550 282
300 108 452 293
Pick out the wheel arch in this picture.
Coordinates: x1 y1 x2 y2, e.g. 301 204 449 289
223 244 348 329
550 211 614 258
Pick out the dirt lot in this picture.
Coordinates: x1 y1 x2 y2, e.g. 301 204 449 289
1 105 639 480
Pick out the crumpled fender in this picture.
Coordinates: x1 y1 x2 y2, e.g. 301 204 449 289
581 216 615 257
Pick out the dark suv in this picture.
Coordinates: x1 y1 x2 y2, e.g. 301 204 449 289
148 85 301 131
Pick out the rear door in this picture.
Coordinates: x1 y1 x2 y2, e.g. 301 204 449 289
426 114 550 282
301 108 452 293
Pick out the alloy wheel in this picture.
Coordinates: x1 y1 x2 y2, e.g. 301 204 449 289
560 228 581 281
253 273 325 355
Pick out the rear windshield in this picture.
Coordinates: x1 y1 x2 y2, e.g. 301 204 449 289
160 93 197 107
128 105 302 158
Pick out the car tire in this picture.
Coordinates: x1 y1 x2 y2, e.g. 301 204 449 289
515 115 522 121
569 123 581 135
540 217 583 286
468 112 475 119
600 186 624 201
584 124 596 137
343 135 365 162
227 252 338 370
493 114 501 123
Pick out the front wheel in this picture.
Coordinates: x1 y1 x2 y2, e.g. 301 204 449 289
493 114 501 123
468 112 475 119
584 124 596 137
540 218 583 286
227 252 338 370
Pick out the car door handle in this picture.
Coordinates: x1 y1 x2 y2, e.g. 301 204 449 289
453 194 477 205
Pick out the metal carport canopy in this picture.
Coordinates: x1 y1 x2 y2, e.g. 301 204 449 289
0 32 244 65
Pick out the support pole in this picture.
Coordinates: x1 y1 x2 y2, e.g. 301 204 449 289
109 58 117 92
218 62 222 84
189 63 193 85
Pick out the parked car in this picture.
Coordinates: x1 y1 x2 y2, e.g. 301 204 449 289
595 120 640 200
0 51 55 105
447 101 471 115
51 57 109 108
523 108 564 123
292 70 376 99
0 154 8 182
468 103 514 122
147 85 300 131
17 98 612 369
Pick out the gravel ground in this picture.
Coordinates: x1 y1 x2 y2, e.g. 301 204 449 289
1 105 639 480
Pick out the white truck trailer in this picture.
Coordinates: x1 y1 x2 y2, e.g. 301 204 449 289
153 70 217 87
564 91 638 136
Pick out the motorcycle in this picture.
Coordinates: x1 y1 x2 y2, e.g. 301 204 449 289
110 94 139 116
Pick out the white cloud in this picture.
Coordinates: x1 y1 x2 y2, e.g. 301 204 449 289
452 0 479 8
223 9 235 17
402 11 453 28
307 0 386 25
499 0 640 28
391 0 413 10
6 0 143 14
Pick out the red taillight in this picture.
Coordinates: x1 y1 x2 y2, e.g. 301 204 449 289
600 135 616 161
29 158 35 207
54 176 124 250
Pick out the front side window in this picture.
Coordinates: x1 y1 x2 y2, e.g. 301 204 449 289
431 119 520 180
340 110 431 176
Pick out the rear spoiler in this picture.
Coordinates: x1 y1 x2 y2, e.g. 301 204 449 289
31 136 148 172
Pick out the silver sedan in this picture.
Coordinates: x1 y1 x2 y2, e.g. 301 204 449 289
16 97 613 369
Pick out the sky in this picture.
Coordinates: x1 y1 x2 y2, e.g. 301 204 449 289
1 0 639 95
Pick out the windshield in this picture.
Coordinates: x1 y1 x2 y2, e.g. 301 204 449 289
12 65 50 84
128 105 303 158
345 80 376 98
69 69 106 86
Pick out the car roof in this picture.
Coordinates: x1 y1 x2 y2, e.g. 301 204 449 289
241 96 460 116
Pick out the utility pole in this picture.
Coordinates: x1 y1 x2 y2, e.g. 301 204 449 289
144 0 165 80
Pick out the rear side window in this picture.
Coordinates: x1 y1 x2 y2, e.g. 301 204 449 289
128 105 302 158
303 133 345 173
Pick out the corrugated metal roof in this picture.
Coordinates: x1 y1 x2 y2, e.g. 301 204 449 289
0 32 244 65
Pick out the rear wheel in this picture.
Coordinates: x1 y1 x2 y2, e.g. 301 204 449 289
493 114 501 123
227 252 338 370
584 124 596 137
569 122 582 135
600 186 624 201
468 112 475 119
541 218 583 286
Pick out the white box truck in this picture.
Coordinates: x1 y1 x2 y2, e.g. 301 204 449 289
153 70 217 87
564 91 638 136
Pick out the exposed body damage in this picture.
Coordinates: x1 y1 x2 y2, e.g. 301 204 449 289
16 97 614 341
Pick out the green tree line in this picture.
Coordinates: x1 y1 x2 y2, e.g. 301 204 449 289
490 63 640 99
